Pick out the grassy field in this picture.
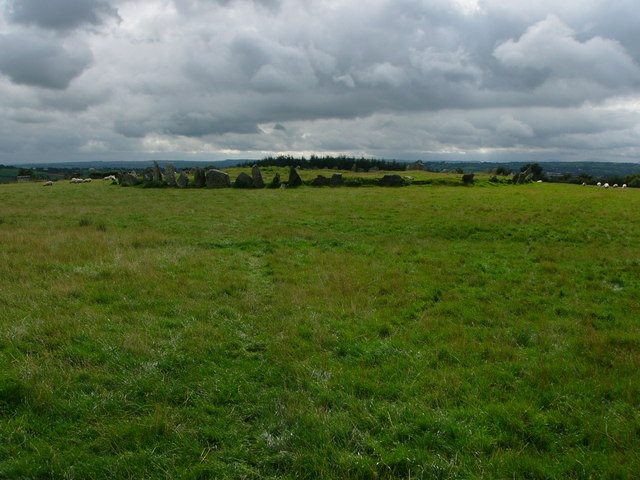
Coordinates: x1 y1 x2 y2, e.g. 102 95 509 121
0 175 638 479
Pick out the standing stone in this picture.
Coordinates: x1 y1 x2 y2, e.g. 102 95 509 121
330 173 343 186
268 172 281 189
165 163 176 187
234 172 254 188
205 169 231 188
379 174 404 187
251 165 265 188
369 166 379 173
143 168 153 183
120 171 139 186
287 167 303 188
351 163 357 172
176 171 189 188
152 161 163 182
462 173 474 185
193 167 206 188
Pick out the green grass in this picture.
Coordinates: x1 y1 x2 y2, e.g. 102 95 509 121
0 179 639 479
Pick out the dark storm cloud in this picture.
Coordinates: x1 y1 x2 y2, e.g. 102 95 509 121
7 0 120 30
0 33 93 89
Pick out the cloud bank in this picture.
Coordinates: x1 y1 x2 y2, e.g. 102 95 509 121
1 0 639 163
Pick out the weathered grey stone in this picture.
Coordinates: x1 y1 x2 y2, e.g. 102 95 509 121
165 163 176 186
193 167 206 188
379 174 404 187
205 169 230 188
369 166 379 173
287 167 303 187
311 175 330 187
234 172 254 188
268 172 281 189
120 171 139 186
176 171 189 188
152 161 163 182
251 165 265 188
330 173 343 186
351 163 357 172
143 169 153 183
357 168 365 173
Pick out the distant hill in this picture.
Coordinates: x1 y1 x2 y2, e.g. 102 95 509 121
12 159 248 170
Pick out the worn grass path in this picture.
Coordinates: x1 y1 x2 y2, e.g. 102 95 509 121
0 180 639 479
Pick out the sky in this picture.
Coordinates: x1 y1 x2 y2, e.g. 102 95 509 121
1 0 640 164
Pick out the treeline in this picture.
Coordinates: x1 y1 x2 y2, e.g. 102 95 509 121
245 155 407 171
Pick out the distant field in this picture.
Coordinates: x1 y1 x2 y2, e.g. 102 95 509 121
1 177 638 479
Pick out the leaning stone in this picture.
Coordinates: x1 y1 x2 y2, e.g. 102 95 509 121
234 172 254 188
165 163 176 187
379 174 404 187
205 169 230 188
152 161 163 182
287 167 303 188
268 172 281 189
330 173 343 186
251 165 265 188
176 171 189 188
193 167 206 188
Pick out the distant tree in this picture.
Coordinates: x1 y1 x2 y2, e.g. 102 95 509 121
18 168 36 178
492 166 512 176
624 173 640 187
520 163 545 181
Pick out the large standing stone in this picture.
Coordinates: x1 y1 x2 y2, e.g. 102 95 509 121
176 171 189 188
287 167 303 188
379 174 404 187
152 161 163 182
330 173 343 186
351 163 357 172
165 163 176 187
193 167 206 188
405 160 425 171
234 172 254 188
462 173 474 185
251 165 265 188
205 169 230 188
268 172 281 189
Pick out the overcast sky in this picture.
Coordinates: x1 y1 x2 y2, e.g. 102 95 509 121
1 0 639 164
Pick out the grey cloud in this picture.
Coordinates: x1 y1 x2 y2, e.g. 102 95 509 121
7 0 120 30
0 34 93 89
494 15 640 90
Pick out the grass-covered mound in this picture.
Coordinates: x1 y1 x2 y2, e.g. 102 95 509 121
0 181 638 478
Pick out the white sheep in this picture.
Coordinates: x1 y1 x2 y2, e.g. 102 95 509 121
582 182 587 186
603 183 610 188
103 175 116 181
597 182 602 187
43 181 53 186
83 178 92 183
622 184 627 188
613 184 619 188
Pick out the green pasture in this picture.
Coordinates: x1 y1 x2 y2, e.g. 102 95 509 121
0 177 638 479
